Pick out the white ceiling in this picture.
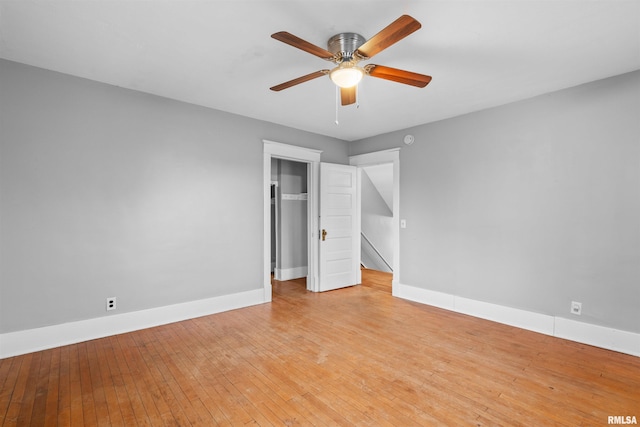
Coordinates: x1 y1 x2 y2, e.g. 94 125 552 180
1 1 639 141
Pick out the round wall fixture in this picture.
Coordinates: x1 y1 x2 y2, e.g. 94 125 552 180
403 134 415 145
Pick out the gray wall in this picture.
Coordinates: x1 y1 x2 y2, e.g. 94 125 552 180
0 59 348 333
349 71 640 333
2 58 638 336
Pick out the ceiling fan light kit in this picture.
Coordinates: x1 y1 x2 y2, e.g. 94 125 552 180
329 62 364 88
270 15 432 106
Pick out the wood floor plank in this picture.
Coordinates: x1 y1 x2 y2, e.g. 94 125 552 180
0 357 23 424
142 332 208 426
152 324 229 425
43 348 61 426
16 351 44 426
128 330 176 425
77 343 98 427
1 269 638 426
84 341 110 426
67 345 85 426
56 346 71 427
236 365 321 426
93 338 125 426
2 354 33 427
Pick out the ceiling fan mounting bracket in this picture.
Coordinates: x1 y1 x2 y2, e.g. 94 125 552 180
327 32 366 63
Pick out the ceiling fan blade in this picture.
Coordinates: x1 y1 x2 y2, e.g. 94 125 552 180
355 15 421 59
340 86 357 106
271 32 335 60
367 65 432 88
270 70 329 92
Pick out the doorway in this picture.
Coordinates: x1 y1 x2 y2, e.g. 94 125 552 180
263 141 321 299
360 163 394 273
350 148 400 293
271 158 309 282
263 141 400 298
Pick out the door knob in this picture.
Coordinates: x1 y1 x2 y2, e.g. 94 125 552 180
321 229 327 241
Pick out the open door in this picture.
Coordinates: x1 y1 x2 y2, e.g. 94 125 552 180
318 163 360 291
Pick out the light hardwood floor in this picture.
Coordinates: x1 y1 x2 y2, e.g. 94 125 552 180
1 269 638 426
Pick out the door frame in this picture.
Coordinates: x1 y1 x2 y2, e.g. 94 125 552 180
270 181 279 278
349 148 401 294
263 140 321 299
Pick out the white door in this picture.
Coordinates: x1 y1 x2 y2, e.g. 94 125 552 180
318 163 360 291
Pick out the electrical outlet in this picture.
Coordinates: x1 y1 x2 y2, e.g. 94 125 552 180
570 301 582 315
106 297 116 311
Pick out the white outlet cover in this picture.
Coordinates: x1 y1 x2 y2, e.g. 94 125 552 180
571 301 582 315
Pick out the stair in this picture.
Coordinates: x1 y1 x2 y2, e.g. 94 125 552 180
361 232 392 273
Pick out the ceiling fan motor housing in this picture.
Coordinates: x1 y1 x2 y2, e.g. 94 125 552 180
328 32 366 62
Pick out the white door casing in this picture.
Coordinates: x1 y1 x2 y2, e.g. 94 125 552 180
318 163 360 292
264 140 321 296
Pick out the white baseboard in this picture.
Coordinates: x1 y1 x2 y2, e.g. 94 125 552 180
554 317 640 357
0 288 266 359
4 284 636 359
275 266 308 281
395 283 639 357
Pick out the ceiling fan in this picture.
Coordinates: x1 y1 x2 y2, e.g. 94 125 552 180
270 15 432 106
